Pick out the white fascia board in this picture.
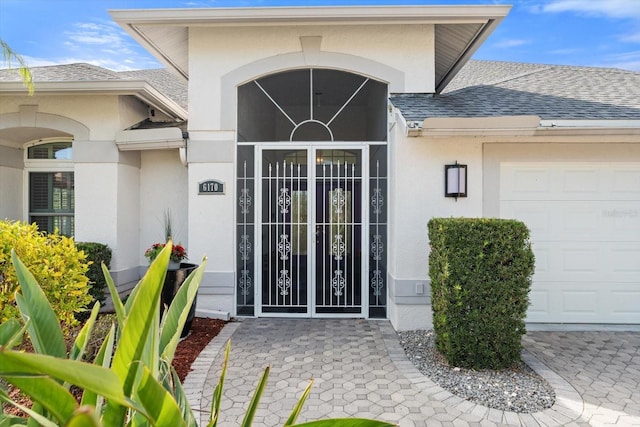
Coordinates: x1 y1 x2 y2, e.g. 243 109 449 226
0 80 187 121
416 115 541 137
539 119 640 128
115 127 185 151
109 5 511 26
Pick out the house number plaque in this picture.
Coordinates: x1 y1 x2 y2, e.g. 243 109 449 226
198 180 225 195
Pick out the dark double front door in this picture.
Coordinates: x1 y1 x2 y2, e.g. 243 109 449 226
260 148 363 316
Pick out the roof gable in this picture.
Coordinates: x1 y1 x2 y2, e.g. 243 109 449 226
110 5 510 92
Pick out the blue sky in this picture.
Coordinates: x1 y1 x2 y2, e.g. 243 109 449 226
1 0 640 71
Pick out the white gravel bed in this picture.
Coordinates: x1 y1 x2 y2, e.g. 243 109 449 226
399 330 555 413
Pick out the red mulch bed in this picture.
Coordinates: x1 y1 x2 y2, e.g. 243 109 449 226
173 317 226 381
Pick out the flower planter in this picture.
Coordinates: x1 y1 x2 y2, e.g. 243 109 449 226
162 262 198 338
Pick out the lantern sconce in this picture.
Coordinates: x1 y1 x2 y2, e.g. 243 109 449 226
445 162 467 200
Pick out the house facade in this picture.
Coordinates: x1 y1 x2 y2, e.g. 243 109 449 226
1 5 638 330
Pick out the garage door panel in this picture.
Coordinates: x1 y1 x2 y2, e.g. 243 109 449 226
532 242 640 282
611 247 640 273
501 161 640 324
527 283 640 323
612 169 640 195
531 244 598 280
502 200 639 241
502 163 640 201
562 169 600 194
528 290 550 319
610 291 640 319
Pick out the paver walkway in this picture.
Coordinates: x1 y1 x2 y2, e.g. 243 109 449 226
183 319 640 426
524 331 640 426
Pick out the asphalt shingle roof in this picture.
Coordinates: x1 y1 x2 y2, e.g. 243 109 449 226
391 60 640 122
0 63 187 111
118 68 187 111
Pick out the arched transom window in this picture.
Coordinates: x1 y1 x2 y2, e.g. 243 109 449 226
237 69 387 142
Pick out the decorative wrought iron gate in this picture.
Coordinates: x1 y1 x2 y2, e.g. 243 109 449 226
236 68 387 318
258 148 363 316
314 150 362 315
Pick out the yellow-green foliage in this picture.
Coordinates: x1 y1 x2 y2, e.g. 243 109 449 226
0 220 91 327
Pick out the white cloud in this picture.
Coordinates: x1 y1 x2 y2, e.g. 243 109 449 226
492 39 530 48
65 21 128 47
35 19 163 70
540 0 640 19
620 30 640 43
599 50 640 71
548 47 583 55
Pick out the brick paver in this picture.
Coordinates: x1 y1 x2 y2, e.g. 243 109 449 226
524 331 640 426
184 319 640 426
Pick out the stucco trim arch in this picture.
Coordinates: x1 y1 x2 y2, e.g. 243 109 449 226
220 50 404 130
0 110 90 144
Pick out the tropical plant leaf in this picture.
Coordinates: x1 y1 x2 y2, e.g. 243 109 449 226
104 243 170 425
0 373 78 424
137 366 186 427
80 323 115 411
11 250 65 358
0 350 137 413
0 319 23 349
70 302 100 361
284 379 314 427
102 262 126 327
240 366 270 427
208 339 231 427
0 387 55 427
171 368 197 427
0 40 34 95
0 413 29 426
159 260 206 362
64 406 100 427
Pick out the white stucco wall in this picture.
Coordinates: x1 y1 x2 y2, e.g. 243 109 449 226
0 145 23 220
0 166 22 220
139 150 189 264
0 95 128 141
188 24 435 132
187 160 236 315
387 126 483 330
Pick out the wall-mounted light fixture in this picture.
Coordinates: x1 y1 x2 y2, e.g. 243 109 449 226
445 162 467 200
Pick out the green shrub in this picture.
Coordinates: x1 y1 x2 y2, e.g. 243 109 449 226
0 220 91 328
76 242 112 305
428 217 535 369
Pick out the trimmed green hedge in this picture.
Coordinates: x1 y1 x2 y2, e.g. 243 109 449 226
75 242 112 305
428 218 535 369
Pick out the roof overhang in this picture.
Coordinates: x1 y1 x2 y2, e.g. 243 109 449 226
109 5 510 91
0 80 187 121
115 127 185 151
406 115 640 138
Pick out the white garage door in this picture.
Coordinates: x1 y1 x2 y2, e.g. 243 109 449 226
500 162 640 323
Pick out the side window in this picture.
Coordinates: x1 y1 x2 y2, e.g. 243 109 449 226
25 141 74 236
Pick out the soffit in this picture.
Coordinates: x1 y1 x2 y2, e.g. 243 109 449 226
110 5 509 90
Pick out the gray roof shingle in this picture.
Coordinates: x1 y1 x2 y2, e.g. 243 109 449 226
118 69 187 111
0 63 187 111
392 60 640 121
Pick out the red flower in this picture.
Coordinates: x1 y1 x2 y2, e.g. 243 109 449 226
144 242 188 263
